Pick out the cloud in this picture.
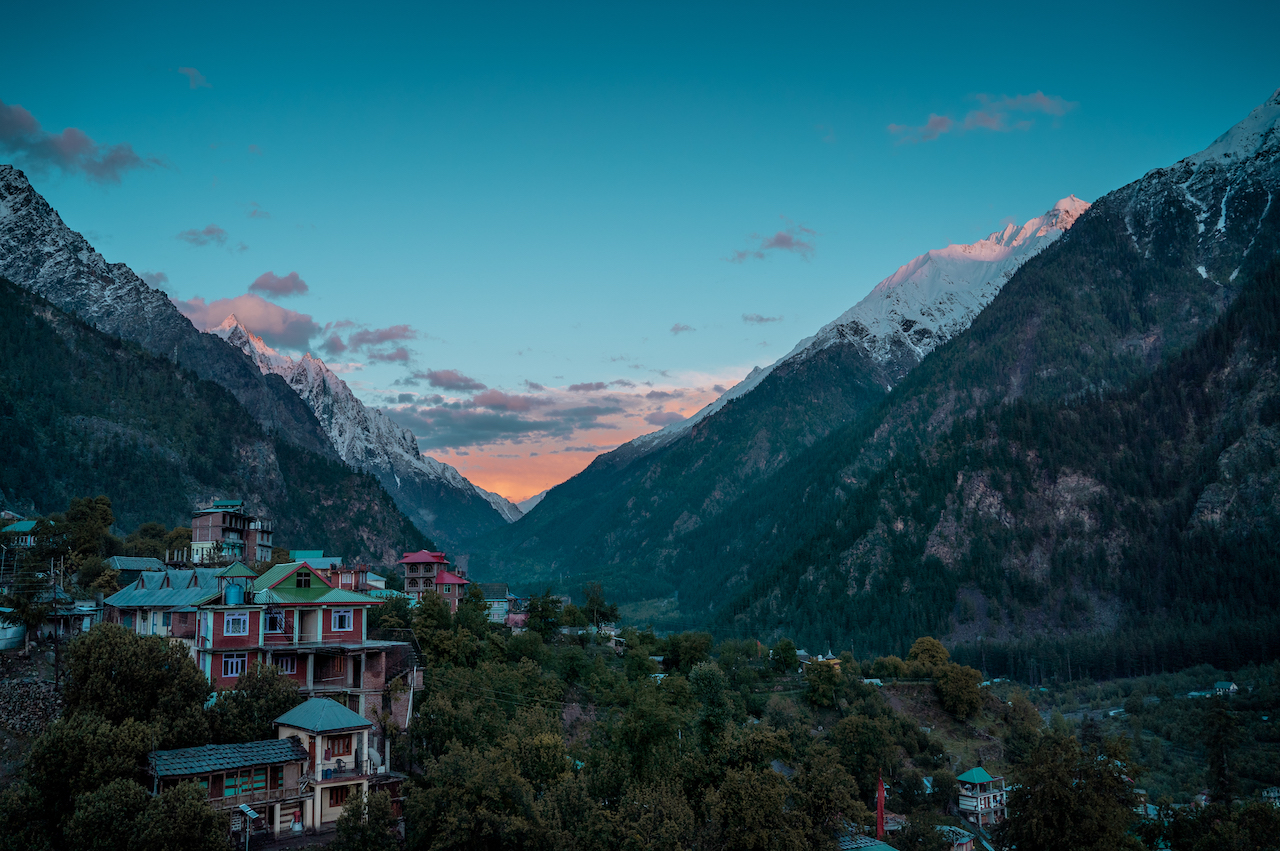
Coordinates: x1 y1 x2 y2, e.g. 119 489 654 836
422 369 487 393
248 144 262 155
320 334 348 356
523 380 547 392
472 390 548 412
367 347 411 362
178 67 211 89
387 406 559 450
140 271 168 289
713 384 727 393
568 382 607 392
743 313 782 324
174 293 321 349
177 224 228 247
671 323 695 335
609 378 636 388
247 202 269 219
726 218 816 263
0 98 159 184
889 91 1078 144
250 271 309 298
645 390 683 400
348 325 416 348
645 411 686 426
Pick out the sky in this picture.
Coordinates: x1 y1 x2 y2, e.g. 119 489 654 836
3 1 1278 502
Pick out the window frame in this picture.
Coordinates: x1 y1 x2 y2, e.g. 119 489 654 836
329 786 349 808
331 609 354 632
221 652 248 678
276 655 297 675
265 610 286 634
442 584 451 594
223 611 249 636
330 734 353 757
295 570 311 588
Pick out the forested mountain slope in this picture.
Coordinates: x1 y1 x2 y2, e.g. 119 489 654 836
477 90 1280 665
0 277 433 562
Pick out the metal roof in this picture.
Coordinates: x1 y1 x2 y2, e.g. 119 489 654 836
433 571 468 585
957 767 996 784
105 556 167 573
218 562 258 579
150 737 307 777
290 550 325 559
476 583 508 600
398 550 449 564
2 520 37 533
255 562 334 593
106 568 224 609
274 697 375 733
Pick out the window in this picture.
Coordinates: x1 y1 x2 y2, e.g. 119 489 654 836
407 578 418 589
333 656 346 674
162 611 171 627
276 655 297 675
265 611 285 633
224 612 248 636
222 652 248 678
442 584 452 594
330 734 353 756
295 570 311 588
332 609 353 631
329 786 350 808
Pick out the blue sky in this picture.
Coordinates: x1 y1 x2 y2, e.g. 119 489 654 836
3 1 1278 500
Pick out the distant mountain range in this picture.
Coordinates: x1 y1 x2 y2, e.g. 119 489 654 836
476 88 1280 667
213 317 520 547
0 164 517 547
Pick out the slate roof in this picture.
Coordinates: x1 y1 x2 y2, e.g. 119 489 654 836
957 767 996 784
476 583 508 600
106 568 224 609
275 697 375 733
150 737 307 777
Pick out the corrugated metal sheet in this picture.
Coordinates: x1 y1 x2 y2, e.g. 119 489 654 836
106 568 224 608
150 737 307 777
275 697 375 733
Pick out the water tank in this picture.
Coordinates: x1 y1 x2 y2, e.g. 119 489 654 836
225 584 244 605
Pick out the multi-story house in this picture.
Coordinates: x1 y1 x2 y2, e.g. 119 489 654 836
956 767 1007 827
107 560 416 759
191 499 274 564
477 583 511 623
148 696 405 840
398 550 470 612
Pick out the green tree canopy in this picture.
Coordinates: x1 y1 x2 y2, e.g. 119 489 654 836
207 661 304 743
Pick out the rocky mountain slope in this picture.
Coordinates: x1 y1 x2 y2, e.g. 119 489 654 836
478 88 1280 666
0 276 433 562
213 317 520 545
0 165 335 458
476 197 1091 585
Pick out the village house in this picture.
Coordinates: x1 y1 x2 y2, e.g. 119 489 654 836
190 499 273 565
1 518 39 548
397 550 469 613
148 696 406 840
106 560 418 761
477 582 511 623
290 550 387 592
957 766 1007 827
1214 681 1239 696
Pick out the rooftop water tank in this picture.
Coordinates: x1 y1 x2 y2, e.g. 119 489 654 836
225 584 244 605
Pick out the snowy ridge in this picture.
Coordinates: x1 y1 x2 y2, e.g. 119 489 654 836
517 490 549 515
632 196 1089 453
213 317 522 523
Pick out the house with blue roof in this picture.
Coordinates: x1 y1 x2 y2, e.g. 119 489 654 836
957 767 1007 828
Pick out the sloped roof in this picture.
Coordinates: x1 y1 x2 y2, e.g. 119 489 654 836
255 561 333 592
957 767 996 784
275 697 375 733
476 583 508 600
150 737 307 777
106 568 224 609
105 556 167 573
290 550 325 560
398 550 449 564
218 562 258 579
433 571 468 585
2 520 37 533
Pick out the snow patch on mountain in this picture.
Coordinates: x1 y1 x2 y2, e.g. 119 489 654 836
213 316 522 524
633 196 1089 452
517 490 549 515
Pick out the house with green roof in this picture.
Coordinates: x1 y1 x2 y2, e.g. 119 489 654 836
957 767 1007 828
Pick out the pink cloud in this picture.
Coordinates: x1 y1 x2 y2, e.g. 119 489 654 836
320 333 348 356
250 271 309 298
726 217 816 262
472 390 548 412
348 325 416 348
178 67 211 89
177 224 228 247
645 411 686 426
0 98 159 184
889 91 1077 144
568 382 607 392
367 347 411 362
423 369 487 392
174 293 320 349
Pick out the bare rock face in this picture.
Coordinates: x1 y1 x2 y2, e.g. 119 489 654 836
0 165 335 459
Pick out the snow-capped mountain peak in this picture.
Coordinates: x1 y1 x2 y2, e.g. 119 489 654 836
212 316 522 527
1187 87 1280 169
632 195 1088 452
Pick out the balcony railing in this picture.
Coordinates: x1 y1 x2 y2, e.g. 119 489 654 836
308 758 372 783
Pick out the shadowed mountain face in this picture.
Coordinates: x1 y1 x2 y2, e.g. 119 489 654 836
0 276 433 562
474 90 1280 667
0 165 336 459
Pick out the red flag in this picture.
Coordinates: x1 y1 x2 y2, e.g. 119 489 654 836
876 769 885 839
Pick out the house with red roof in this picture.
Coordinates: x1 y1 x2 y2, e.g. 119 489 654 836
398 550 471 611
